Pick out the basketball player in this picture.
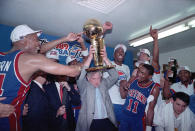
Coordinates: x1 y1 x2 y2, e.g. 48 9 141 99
119 64 159 131
0 24 81 131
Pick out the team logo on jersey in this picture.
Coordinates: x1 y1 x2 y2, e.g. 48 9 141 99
69 44 82 58
118 70 127 81
116 70 127 86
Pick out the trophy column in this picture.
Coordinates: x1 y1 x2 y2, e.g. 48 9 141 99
83 19 115 72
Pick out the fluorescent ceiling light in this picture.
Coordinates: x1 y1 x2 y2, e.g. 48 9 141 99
131 24 189 47
158 24 189 39
188 19 195 27
73 0 126 14
129 15 195 47
130 36 153 47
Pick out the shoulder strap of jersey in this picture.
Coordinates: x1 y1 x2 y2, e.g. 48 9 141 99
150 82 160 94
14 51 31 87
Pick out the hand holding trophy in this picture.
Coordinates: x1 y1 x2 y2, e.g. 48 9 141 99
83 19 114 71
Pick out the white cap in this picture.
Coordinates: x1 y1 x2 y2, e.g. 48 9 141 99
135 60 150 67
114 44 127 53
66 56 77 65
177 66 191 74
137 48 151 57
10 24 42 42
168 57 176 62
46 49 59 60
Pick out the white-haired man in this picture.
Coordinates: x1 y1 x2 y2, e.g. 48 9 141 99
76 45 118 131
0 24 81 131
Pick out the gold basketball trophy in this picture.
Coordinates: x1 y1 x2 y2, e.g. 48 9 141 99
83 19 115 72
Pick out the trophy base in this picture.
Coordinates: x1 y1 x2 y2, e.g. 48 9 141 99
86 65 115 72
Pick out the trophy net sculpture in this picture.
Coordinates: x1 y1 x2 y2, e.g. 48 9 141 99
83 19 114 72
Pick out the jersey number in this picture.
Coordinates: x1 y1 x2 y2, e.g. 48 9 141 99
0 74 5 96
126 99 139 113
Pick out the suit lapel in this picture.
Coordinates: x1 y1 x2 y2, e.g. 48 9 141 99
52 84 62 105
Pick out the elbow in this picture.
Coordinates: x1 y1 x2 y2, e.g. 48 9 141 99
164 93 172 99
109 68 119 81
120 90 127 99
121 94 126 99
39 47 47 54
114 75 119 83
113 70 119 81
163 90 172 99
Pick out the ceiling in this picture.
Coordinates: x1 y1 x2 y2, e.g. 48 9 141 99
0 0 195 57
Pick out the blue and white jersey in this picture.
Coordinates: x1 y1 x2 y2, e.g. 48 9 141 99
123 78 158 118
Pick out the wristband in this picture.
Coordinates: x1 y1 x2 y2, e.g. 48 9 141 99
146 126 152 131
81 49 89 56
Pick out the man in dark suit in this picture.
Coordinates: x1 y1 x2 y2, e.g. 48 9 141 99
44 74 80 131
22 49 60 131
22 71 49 131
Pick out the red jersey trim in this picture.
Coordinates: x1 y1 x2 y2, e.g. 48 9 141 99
72 106 81 110
137 80 153 88
150 83 160 94
154 70 160 74
14 52 31 87
0 52 6 56
170 89 176 94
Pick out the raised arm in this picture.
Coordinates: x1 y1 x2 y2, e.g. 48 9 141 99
163 69 173 99
77 33 87 51
40 33 80 53
83 45 94 68
38 56 81 76
19 53 82 83
100 45 118 88
77 33 88 60
150 26 160 71
100 45 111 66
77 45 94 82
76 45 94 94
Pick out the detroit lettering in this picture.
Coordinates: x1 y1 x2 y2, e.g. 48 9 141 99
0 61 12 71
128 89 147 104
